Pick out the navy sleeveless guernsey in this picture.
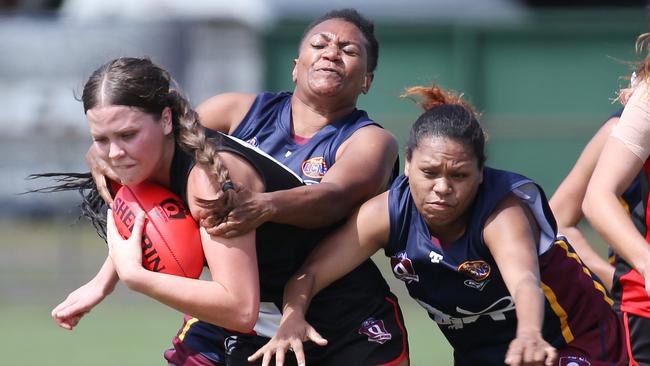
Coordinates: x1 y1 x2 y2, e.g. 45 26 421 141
168 93 402 365
385 168 625 365
170 127 392 323
231 92 395 324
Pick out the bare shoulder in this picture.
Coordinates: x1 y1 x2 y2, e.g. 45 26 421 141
484 192 538 243
488 193 530 223
196 93 257 134
336 124 398 159
351 124 397 143
359 191 390 218
357 191 391 245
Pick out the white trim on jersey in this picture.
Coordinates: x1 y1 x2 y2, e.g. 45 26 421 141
252 301 282 338
511 182 556 255
222 134 305 183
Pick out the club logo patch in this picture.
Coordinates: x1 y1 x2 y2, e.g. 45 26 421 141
358 318 392 344
429 251 443 264
159 198 187 220
246 136 259 147
559 356 591 366
458 260 491 281
301 156 328 178
224 336 239 355
390 251 419 283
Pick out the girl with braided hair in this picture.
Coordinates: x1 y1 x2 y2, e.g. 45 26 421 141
44 55 294 350
47 55 409 366
250 82 627 366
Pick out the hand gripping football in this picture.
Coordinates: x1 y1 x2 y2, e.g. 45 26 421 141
112 182 204 279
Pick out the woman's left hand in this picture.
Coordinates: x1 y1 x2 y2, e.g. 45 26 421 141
505 331 557 366
106 208 146 284
202 186 273 238
247 311 327 366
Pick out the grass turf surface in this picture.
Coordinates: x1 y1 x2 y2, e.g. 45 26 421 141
0 218 482 365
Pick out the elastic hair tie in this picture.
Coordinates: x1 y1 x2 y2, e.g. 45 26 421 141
221 181 235 192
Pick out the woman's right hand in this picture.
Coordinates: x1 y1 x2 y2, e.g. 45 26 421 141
51 279 112 330
247 311 328 366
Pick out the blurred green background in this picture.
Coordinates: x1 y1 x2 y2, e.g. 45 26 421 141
267 10 647 193
1 5 648 366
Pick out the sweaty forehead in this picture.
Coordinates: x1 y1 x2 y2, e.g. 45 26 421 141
417 136 477 161
303 18 367 46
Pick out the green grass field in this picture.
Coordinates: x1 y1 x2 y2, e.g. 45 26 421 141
0 219 453 365
0 297 453 365
2 217 612 365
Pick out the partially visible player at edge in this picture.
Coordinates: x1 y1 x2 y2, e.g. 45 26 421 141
53 8 409 366
584 32 650 366
250 82 627 366
549 108 620 292
549 83 635 293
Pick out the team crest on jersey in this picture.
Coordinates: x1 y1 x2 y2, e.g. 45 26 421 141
390 251 419 284
458 260 491 281
224 336 239 355
301 156 328 178
245 136 259 147
559 356 591 366
358 318 392 344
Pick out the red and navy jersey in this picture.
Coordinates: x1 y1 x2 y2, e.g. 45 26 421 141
600 107 650 317
385 168 621 365
614 160 650 317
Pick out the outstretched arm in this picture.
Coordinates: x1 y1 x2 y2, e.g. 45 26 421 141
484 194 557 366
248 192 391 366
549 117 617 291
51 256 118 330
208 126 399 237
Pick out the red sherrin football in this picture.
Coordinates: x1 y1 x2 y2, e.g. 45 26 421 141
112 181 204 279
